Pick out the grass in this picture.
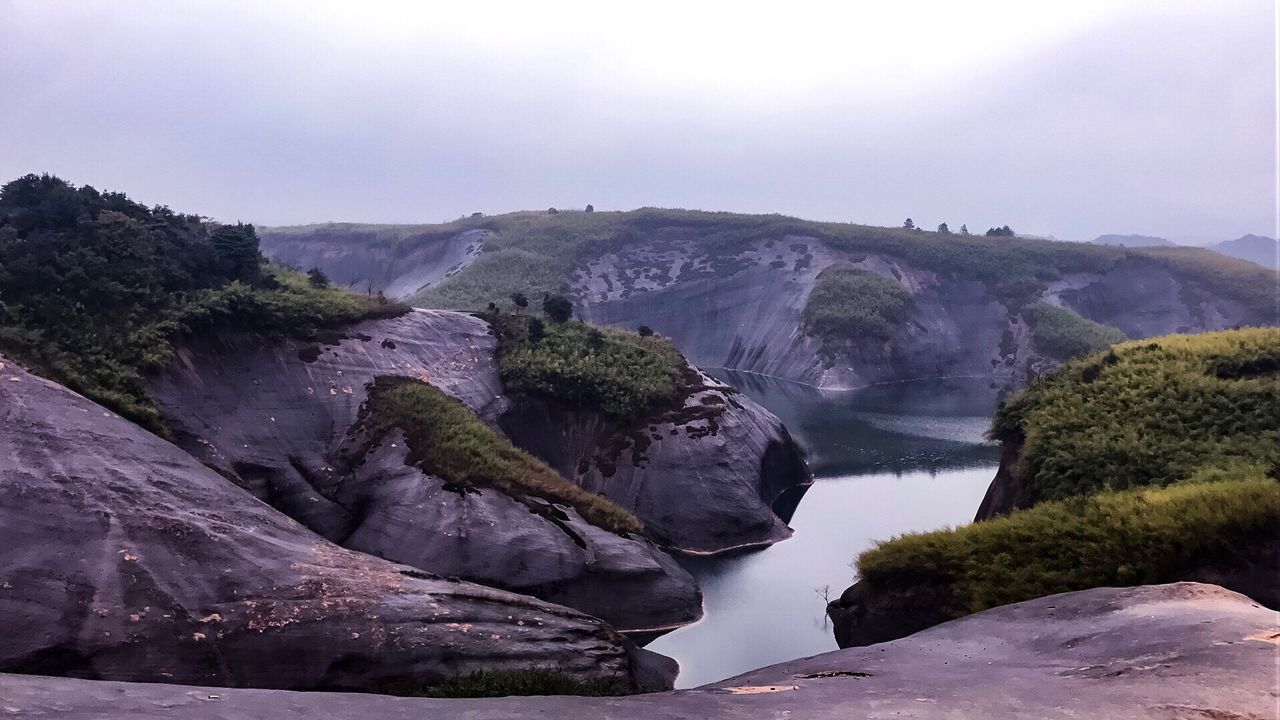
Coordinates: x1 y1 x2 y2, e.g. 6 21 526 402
409 669 620 698
264 208 1278 321
1020 301 1128 360
856 476 1279 616
357 375 643 534
991 327 1280 503
802 266 910 341
487 312 688 423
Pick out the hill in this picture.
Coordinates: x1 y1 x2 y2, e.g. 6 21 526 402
263 210 1277 391
1209 233 1278 268
826 327 1280 647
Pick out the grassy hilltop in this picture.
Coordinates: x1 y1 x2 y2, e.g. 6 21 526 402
849 327 1280 620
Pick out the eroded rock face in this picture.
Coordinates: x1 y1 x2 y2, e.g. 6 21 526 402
0 355 671 691
147 310 702 633
499 371 811 555
5 584 1276 719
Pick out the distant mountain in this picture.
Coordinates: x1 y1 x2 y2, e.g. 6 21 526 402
1208 234 1277 268
1093 234 1175 247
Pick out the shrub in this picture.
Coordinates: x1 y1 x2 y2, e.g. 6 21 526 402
358 376 642 534
487 313 686 423
802 266 910 341
1021 301 1127 360
991 327 1280 503
542 293 573 322
306 266 329 287
856 476 1279 617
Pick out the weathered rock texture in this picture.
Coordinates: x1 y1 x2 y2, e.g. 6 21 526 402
266 225 1268 392
498 370 810 555
148 310 807 627
4 583 1276 719
0 355 671 692
147 310 702 632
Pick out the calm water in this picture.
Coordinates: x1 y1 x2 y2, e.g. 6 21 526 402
646 372 1001 688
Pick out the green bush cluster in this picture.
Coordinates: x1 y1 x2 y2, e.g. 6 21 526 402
488 313 687 424
802 266 910 341
1020 301 1128 360
992 327 1280 503
857 477 1279 616
0 174 405 433
359 375 643 534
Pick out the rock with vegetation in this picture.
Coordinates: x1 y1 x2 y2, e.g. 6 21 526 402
149 310 702 633
0 355 671 692
486 313 811 554
829 327 1280 647
4 583 1276 718
261 209 1276 391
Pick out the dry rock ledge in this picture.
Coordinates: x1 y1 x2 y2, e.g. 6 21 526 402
2 583 1276 719
0 355 670 691
147 310 809 632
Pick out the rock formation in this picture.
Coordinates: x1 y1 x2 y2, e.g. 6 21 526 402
4 583 1276 719
0 355 671 691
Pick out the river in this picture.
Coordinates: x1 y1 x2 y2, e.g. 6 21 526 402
646 372 1002 688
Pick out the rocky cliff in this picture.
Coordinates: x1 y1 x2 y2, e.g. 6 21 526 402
4 583 1276 719
0 355 670 692
263 213 1274 392
147 309 809 630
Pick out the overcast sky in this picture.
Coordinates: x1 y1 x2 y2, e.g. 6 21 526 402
1 1 1275 242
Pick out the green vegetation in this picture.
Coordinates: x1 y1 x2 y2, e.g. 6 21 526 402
992 327 1280 503
267 208 1276 321
0 174 405 432
413 668 619 698
358 375 643 534
487 312 687 423
1020 301 1127 360
802 266 910 341
857 476 1279 617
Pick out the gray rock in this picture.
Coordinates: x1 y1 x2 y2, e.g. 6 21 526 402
147 310 702 632
4 583 1275 719
0 355 671 691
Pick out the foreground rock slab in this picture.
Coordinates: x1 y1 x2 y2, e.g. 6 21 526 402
3 583 1275 718
0 355 669 691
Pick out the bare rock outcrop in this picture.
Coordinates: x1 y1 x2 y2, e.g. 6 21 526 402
0 355 671 691
4 583 1276 719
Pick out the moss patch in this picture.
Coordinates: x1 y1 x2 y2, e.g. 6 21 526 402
356 375 642 535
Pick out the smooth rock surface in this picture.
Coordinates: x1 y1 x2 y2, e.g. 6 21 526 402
0 355 670 691
4 583 1276 719
147 310 702 632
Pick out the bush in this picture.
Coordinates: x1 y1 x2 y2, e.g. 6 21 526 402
487 313 686 423
991 327 1280 503
1021 301 1127 360
358 376 642 534
0 174 407 433
856 476 1279 617
542 293 573 322
802 266 910 341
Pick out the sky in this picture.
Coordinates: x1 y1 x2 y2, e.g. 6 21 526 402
1 0 1276 243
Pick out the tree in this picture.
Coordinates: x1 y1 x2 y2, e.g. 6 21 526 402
210 223 262 283
937 223 950 234
585 204 594 213
487 301 498 313
510 292 529 312
306 267 329 287
903 218 915 230
637 325 655 337
986 225 1015 237
542 293 573 322
527 317 545 343
960 224 970 235
587 328 605 348
547 207 559 215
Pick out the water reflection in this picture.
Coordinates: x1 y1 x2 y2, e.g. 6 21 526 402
645 372 1001 688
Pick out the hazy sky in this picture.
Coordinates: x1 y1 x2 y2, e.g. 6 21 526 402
2 1 1275 242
